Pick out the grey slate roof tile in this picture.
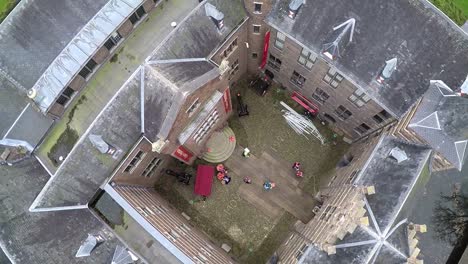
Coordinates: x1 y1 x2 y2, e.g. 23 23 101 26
266 0 468 117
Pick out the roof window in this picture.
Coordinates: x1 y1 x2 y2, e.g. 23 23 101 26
205 3 224 30
389 147 408 163
377 58 397 84
288 0 305 19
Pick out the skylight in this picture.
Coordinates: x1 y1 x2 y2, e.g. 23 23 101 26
288 0 304 19
389 147 408 163
205 3 224 30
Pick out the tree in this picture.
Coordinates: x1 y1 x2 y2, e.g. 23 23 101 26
432 192 468 246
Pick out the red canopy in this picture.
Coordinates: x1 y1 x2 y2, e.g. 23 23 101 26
195 165 214 197
260 31 270 69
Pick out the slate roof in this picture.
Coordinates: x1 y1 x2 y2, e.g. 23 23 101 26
0 0 149 112
409 82 468 170
0 156 126 264
31 61 219 209
31 69 143 209
300 136 432 263
0 75 53 150
0 0 108 91
148 0 247 61
144 62 219 141
30 0 237 211
266 0 468 117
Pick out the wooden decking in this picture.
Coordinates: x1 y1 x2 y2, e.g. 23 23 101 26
225 147 317 223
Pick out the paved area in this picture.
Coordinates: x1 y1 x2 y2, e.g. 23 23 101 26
226 146 317 223
36 0 199 173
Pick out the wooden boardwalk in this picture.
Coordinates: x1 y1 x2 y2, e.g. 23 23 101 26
225 147 317 223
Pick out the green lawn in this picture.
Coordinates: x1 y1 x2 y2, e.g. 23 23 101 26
0 0 16 22
432 0 468 25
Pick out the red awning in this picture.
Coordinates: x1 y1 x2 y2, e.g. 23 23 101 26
291 91 319 114
194 165 214 197
260 31 270 69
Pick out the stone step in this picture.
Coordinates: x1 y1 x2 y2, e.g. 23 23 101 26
202 127 236 163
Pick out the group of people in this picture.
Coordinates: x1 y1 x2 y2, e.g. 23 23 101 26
216 164 231 185
292 162 304 178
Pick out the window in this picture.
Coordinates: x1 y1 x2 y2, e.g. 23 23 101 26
335 105 352 120
254 2 262 13
347 170 360 184
296 244 309 260
252 52 258 59
186 98 200 116
229 59 239 80
323 67 344 88
78 59 97 79
311 87 329 104
124 150 146 173
298 48 317 70
268 54 282 71
355 123 371 135
319 205 337 222
129 6 146 25
194 110 219 144
349 89 371 107
142 157 162 178
274 31 286 50
56 87 75 106
373 110 391 124
103 32 122 51
290 71 306 87
253 25 261 34
222 38 238 58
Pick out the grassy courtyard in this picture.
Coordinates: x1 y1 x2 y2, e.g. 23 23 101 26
155 79 349 263
230 80 349 194
431 0 468 25
0 0 16 22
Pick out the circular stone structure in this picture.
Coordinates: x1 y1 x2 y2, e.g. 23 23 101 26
202 126 236 163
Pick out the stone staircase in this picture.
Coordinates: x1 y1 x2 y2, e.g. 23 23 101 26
202 126 236 163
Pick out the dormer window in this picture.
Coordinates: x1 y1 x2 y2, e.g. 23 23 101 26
377 58 397 84
389 147 408 163
288 0 304 19
205 3 224 30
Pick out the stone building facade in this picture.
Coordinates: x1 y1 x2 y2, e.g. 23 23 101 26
264 27 395 140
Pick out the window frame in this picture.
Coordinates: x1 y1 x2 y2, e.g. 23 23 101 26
124 150 146 173
141 157 162 178
311 87 329 104
253 2 263 14
78 59 98 79
228 59 240 80
252 52 258 59
349 89 371 108
253 24 261 34
354 123 371 135
129 6 146 25
373 110 391 124
323 67 344 88
335 105 352 120
56 87 76 106
267 54 282 71
290 70 306 88
274 31 286 50
221 38 238 59
186 98 200 116
298 48 317 70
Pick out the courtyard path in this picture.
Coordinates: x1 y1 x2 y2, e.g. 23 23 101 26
226 146 317 223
